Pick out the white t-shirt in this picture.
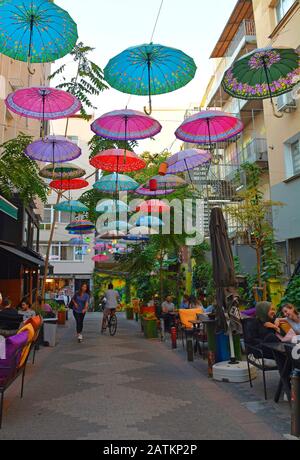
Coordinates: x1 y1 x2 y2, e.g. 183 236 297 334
105 290 119 309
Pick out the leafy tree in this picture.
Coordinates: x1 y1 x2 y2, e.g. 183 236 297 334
88 136 137 159
0 134 48 204
49 42 108 120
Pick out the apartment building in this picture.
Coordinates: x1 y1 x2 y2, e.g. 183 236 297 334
252 0 300 274
0 54 50 303
39 115 96 297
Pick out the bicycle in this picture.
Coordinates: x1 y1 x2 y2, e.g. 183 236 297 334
101 309 118 336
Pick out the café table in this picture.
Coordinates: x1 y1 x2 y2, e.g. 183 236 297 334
189 318 218 377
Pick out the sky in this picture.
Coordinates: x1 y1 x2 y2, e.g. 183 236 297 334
55 0 237 153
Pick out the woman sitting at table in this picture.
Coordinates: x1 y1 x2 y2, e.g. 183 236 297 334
188 296 204 312
281 304 300 335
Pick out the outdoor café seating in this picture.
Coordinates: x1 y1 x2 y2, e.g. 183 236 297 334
178 308 207 355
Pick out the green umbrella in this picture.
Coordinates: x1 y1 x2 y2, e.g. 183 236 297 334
222 47 300 102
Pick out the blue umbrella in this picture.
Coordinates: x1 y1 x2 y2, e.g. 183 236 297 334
93 173 139 193
54 200 89 213
69 238 88 246
104 43 197 114
0 0 78 67
122 235 150 243
96 200 129 213
136 216 164 227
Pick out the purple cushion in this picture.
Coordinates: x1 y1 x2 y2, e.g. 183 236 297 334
0 331 29 385
241 308 256 318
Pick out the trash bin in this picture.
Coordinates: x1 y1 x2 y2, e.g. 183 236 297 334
216 332 242 362
142 319 158 339
43 318 58 347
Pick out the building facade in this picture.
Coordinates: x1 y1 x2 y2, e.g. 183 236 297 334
39 116 96 298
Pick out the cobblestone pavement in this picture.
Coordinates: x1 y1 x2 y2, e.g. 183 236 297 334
0 313 290 440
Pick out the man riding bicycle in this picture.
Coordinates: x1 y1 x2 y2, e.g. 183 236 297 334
101 283 120 334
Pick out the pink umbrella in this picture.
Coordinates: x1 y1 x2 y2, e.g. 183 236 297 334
137 200 170 213
93 255 110 263
135 186 174 197
91 109 162 141
90 149 146 173
175 110 244 147
5 87 81 121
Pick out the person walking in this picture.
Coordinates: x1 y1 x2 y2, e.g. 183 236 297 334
71 283 90 343
101 283 120 333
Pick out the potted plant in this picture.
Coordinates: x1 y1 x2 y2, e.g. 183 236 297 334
125 305 134 320
57 306 67 326
141 313 158 339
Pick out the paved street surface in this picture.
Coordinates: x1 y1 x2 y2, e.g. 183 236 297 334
0 313 291 440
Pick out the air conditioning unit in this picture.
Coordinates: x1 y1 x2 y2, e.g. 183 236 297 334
277 92 297 113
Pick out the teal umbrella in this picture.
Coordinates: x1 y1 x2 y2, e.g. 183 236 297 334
93 173 139 193
104 43 197 114
54 200 89 213
96 200 129 213
0 0 78 68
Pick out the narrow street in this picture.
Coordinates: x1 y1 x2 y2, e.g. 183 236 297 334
0 314 290 440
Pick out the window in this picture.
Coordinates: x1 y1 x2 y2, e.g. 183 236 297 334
43 205 52 224
67 135 79 146
40 243 84 262
291 140 300 175
276 0 295 22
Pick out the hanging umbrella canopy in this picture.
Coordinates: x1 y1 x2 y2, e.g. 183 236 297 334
101 221 133 232
166 149 211 174
98 230 126 240
93 173 139 193
94 243 109 251
66 220 95 233
0 0 78 64
104 43 197 114
69 238 88 246
91 109 162 140
136 216 164 228
39 163 86 180
93 254 110 263
122 235 150 243
54 200 89 213
137 200 170 213
90 149 146 173
129 226 158 236
146 174 187 189
96 200 129 214
222 47 300 101
175 111 244 145
25 136 81 163
209 207 241 335
135 186 174 197
50 179 89 191
6 87 81 120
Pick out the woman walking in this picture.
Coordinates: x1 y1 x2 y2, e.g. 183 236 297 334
72 283 90 343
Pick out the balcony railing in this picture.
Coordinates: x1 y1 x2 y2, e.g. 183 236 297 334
240 138 268 164
225 19 256 57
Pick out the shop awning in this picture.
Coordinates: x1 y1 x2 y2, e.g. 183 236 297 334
0 244 45 266
0 195 18 220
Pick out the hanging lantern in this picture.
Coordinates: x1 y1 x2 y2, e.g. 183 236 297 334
149 179 158 191
158 163 168 176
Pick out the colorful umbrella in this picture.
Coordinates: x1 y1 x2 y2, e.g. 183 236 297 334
100 221 132 232
137 200 170 213
222 47 300 101
135 186 174 197
166 149 211 182
104 43 197 114
54 201 89 213
91 109 162 140
96 200 129 214
98 230 126 240
6 87 81 121
69 238 88 246
25 136 81 163
146 174 187 190
90 149 146 173
175 111 244 146
66 220 95 233
39 163 86 180
93 173 139 193
122 235 150 243
50 179 89 191
136 216 164 227
129 226 158 236
93 255 110 263
0 0 78 65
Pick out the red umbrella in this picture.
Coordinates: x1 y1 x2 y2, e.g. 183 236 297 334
50 179 89 191
137 199 170 213
93 255 110 263
90 149 146 173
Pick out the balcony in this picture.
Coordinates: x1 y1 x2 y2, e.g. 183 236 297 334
224 138 268 182
225 19 256 58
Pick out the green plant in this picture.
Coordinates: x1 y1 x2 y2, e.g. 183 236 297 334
281 275 300 310
0 134 49 204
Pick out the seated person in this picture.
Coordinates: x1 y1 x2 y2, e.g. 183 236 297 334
188 295 204 313
18 299 36 321
0 298 23 336
180 294 190 310
161 296 176 333
281 304 300 336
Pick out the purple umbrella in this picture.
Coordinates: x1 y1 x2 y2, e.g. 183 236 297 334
135 186 174 197
166 148 211 182
25 136 81 163
91 109 162 141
